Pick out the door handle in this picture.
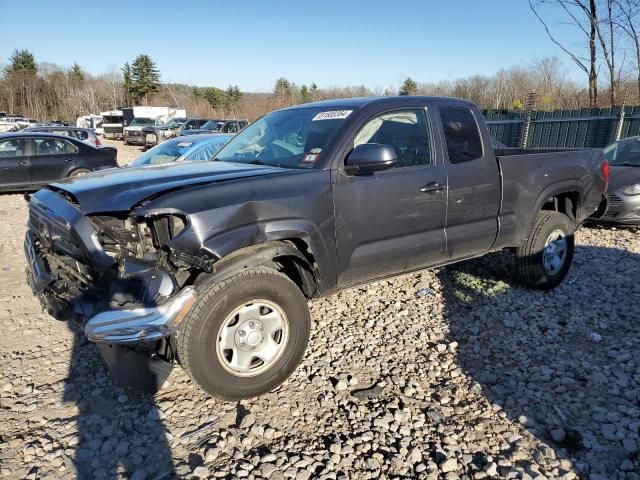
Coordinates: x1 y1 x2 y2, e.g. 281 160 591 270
18 161 28 166
420 182 445 193
65 158 73 163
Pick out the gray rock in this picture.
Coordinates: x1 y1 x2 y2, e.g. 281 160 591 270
440 458 458 473
240 413 256 429
550 428 566 443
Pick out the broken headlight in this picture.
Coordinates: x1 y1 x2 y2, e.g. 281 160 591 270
136 213 187 254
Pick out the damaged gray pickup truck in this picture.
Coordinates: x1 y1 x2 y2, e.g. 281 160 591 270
24 96 609 400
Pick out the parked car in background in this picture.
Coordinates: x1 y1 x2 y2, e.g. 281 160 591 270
596 136 640 225
23 96 608 399
129 133 232 167
180 119 248 136
123 117 160 145
177 118 215 135
0 132 117 191
142 117 188 148
2 116 31 129
121 107 186 132
48 120 69 127
0 121 20 133
24 126 101 147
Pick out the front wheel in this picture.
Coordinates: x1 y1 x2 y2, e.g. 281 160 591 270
177 267 310 400
515 211 575 290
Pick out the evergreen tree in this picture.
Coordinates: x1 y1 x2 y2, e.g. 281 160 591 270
310 82 318 100
5 49 37 74
274 77 292 97
300 84 311 103
130 54 160 104
203 87 226 109
399 77 418 96
225 85 242 110
69 62 85 83
121 62 134 105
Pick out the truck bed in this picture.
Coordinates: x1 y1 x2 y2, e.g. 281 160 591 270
493 148 605 249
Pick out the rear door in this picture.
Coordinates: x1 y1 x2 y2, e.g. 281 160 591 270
334 107 447 287
29 136 79 186
436 104 501 259
0 138 30 189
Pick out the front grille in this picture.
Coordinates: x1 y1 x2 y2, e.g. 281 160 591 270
126 130 142 137
28 203 93 287
607 194 623 208
29 202 82 259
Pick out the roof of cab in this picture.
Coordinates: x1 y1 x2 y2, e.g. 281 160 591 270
278 95 475 111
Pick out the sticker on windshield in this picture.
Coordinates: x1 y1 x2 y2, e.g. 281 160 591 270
302 153 319 163
177 142 193 147
312 110 353 121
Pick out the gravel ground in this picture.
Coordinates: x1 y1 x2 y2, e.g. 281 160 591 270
1 141 639 479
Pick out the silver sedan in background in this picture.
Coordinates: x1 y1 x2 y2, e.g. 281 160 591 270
600 136 640 225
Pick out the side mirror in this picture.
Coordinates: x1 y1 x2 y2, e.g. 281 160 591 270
344 143 397 175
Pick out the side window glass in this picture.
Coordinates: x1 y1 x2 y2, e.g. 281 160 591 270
0 139 26 157
75 130 89 140
353 109 432 168
34 138 78 156
439 107 483 164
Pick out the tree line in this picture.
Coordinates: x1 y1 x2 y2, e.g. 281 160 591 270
1 1 640 126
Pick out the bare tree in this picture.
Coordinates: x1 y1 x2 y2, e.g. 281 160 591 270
615 0 640 101
596 0 619 105
529 0 600 106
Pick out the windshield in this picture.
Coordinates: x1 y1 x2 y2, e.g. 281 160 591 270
213 107 352 169
201 120 224 131
130 118 154 126
163 118 186 128
604 139 640 166
130 139 196 166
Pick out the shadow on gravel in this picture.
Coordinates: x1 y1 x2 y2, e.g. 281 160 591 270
63 323 175 480
439 244 640 477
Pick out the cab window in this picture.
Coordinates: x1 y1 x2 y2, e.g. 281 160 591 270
353 109 432 168
440 107 483 164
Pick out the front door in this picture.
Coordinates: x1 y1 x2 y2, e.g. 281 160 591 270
30 137 79 186
0 138 30 190
334 108 447 287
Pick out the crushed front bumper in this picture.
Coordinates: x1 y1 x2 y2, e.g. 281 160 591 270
24 226 197 346
84 287 196 344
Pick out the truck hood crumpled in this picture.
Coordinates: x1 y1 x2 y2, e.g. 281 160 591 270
48 161 288 214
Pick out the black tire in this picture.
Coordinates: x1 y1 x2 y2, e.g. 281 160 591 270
177 267 310 400
515 211 575 290
69 168 91 177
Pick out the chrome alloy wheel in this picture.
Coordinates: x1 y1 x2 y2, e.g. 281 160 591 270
543 229 568 275
216 300 289 377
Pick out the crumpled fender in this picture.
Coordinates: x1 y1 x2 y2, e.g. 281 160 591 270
196 239 320 297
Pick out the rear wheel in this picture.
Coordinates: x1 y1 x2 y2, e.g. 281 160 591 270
69 168 91 177
177 267 310 400
515 211 575 289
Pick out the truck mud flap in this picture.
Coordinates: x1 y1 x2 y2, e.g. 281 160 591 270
97 344 173 394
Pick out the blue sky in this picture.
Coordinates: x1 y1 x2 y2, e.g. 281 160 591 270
0 0 584 91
